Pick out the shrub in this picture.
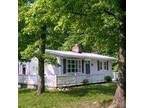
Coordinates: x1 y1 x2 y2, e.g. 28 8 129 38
104 76 112 82
82 79 89 84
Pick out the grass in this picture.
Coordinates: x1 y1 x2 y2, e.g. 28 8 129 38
18 83 117 108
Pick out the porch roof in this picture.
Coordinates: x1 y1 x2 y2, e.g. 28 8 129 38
45 49 115 60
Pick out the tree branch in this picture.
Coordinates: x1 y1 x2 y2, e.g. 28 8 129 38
103 9 122 21
66 10 88 16
66 9 122 21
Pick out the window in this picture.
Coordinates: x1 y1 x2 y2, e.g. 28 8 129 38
97 60 102 71
66 58 82 73
104 61 109 70
22 64 26 75
104 61 107 70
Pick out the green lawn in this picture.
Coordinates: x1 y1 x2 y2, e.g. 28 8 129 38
18 83 116 108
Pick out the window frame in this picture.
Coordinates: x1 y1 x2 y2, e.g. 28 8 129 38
66 58 82 73
97 60 103 71
104 61 109 70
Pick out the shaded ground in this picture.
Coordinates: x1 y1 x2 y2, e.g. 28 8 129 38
18 83 117 108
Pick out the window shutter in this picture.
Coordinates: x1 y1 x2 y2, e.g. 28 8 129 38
63 58 66 74
97 60 100 71
100 61 102 70
107 61 109 70
82 60 84 73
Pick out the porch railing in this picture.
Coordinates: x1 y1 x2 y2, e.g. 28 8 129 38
56 74 108 87
18 72 115 87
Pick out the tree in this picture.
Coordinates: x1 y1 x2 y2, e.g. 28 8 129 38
52 0 119 57
19 0 56 94
49 0 126 107
35 25 46 94
19 0 69 94
109 0 126 108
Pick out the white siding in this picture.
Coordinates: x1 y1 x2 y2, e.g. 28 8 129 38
90 59 97 74
18 58 58 88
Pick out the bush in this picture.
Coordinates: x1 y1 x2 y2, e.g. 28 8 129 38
104 76 112 82
82 79 89 84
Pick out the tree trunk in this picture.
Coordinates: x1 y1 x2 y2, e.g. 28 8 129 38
109 33 126 108
109 1 126 108
37 57 45 95
37 26 46 95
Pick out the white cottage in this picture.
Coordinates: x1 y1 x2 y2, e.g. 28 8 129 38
18 44 115 88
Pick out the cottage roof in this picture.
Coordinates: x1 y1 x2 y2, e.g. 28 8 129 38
45 49 115 60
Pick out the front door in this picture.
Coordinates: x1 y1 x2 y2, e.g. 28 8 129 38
85 61 90 74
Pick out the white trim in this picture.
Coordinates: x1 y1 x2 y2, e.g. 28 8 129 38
45 49 115 60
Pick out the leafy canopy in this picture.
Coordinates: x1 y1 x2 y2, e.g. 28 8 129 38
19 0 121 69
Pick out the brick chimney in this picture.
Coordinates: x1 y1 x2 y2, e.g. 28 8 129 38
72 44 82 53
